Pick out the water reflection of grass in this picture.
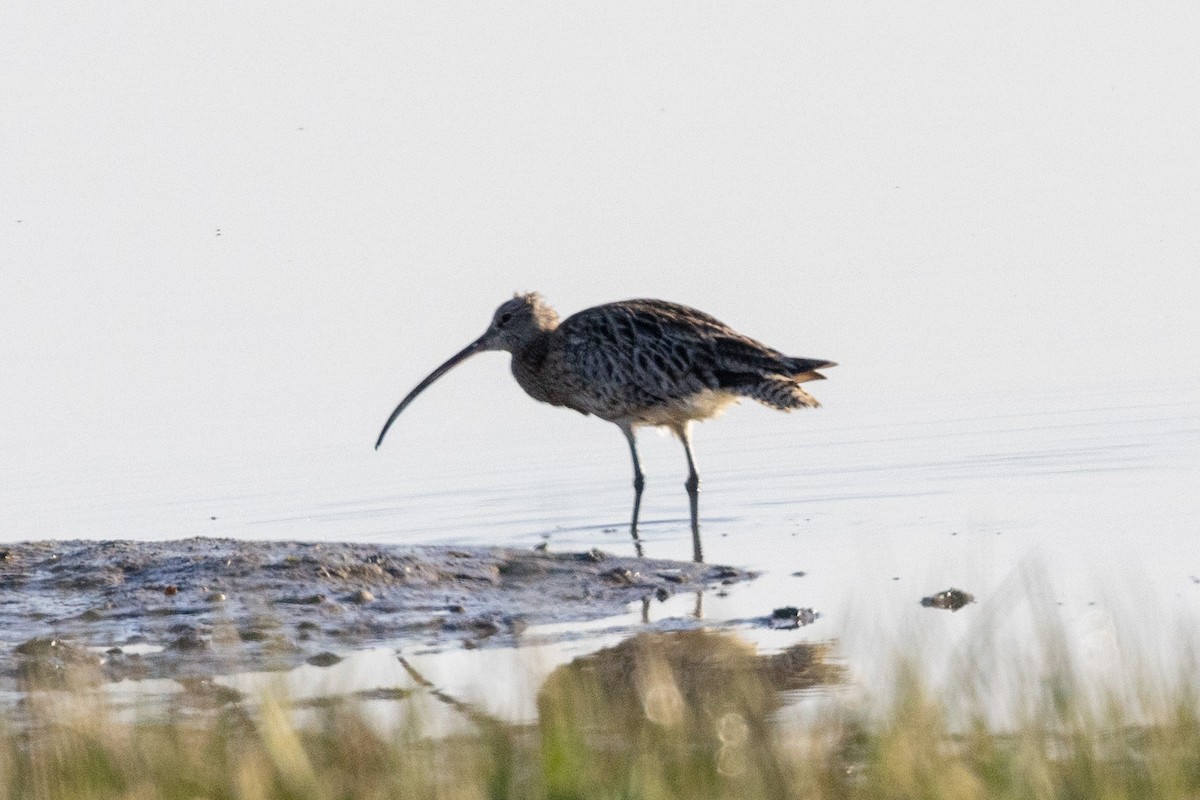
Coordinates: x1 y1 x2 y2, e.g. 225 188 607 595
3 630 1199 799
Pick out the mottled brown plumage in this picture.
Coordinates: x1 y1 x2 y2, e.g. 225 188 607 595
377 293 835 562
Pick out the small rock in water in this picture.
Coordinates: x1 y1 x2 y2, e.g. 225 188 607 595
348 589 375 604
920 587 975 611
654 586 671 602
769 607 818 629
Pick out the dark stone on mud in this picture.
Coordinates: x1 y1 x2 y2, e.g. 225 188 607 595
654 586 672 602
600 567 641 585
471 618 502 637
708 566 740 581
920 587 975 611
279 593 327 605
0 538 752 687
306 651 343 667
171 632 210 651
443 613 525 638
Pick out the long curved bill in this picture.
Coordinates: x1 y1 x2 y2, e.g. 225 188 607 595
375 337 486 450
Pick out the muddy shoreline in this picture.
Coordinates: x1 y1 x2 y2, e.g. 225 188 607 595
0 538 752 688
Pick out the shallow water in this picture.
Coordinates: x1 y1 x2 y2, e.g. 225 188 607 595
4 380 1199 719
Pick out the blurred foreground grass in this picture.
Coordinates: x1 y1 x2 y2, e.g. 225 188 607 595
3 629 1200 800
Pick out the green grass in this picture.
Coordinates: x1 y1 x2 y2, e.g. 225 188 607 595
3 629 1200 800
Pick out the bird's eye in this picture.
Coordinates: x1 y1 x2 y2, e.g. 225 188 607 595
497 311 513 326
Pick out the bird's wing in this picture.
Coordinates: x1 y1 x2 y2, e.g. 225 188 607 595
613 301 836 382
558 300 783 402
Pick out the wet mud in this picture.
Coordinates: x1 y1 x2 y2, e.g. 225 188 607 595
0 538 752 688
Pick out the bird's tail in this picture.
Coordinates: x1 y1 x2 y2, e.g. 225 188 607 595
743 357 836 410
785 356 837 376
713 352 835 410
741 377 823 410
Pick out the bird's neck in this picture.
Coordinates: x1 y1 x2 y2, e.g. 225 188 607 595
512 330 552 370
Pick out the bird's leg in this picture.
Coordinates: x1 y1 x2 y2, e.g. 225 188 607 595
675 422 703 563
621 424 646 558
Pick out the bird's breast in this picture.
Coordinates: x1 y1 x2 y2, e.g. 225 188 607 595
510 348 571 408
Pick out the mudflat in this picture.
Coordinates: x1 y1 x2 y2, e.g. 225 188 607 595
0 538 750 688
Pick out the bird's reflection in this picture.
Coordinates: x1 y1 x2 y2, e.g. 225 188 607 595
537 630 842 795
402 629 841 797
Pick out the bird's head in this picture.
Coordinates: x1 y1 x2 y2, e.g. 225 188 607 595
374 292 558 449
477 292 560 352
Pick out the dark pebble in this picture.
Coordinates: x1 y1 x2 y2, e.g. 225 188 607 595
306 652 343 667
920 588 975 611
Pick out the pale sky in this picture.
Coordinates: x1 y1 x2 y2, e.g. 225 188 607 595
3 2 1199 505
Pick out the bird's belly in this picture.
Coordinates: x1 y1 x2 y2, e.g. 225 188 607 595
627 389 740 428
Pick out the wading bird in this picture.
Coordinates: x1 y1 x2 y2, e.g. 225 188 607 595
376 294 835 562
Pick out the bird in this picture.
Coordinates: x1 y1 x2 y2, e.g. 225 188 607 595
375 293 835 563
